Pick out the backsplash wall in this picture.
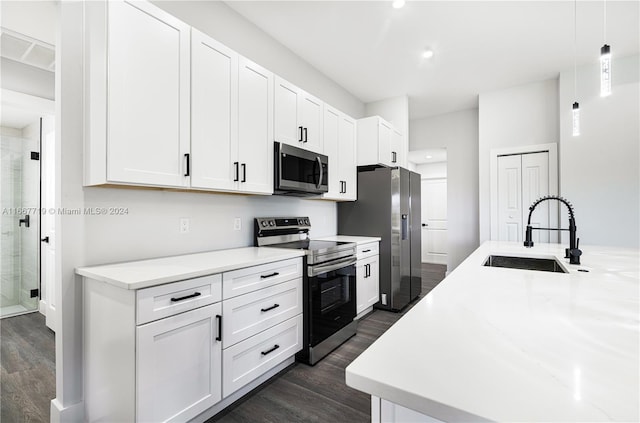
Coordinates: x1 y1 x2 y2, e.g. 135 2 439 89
82 187 337 265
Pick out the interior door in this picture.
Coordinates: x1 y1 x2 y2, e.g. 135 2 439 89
522 152 552 243
497 155 522 242
421 178 447 265
41 117 56 330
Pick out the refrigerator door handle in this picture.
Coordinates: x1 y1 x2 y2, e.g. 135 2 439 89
401 214 408 240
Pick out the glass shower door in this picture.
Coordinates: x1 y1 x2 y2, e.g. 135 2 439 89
0 125 40 318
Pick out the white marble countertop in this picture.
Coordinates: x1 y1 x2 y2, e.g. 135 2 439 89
316 235 381 245
76 247 304 290
346 241 640 422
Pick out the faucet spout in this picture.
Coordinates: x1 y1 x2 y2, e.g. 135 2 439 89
523 195 582 265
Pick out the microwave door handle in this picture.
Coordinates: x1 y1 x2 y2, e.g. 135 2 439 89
308 256 357 277
316 156 323 189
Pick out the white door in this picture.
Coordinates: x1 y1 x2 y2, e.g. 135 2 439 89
190 29 238 191
322 106 340 198
497 152 551 243
41 117 56 331
522 152 552 243
390 129 402 166
421 179 447 264
364 256 380 309
137 303 222 422
338 114 357 200
107 0 190 187
497 155 522 242
299 92 323 153
274 76 300 146
378 121 392 167
237 57 273 194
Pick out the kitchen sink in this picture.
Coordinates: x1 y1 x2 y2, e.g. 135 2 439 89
483 255 568 273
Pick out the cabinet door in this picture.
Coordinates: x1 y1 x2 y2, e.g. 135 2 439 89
378 121 393 167
238 57 274 194
107 0 190 187
391 128 403 167
191 29 238 191
339 114 357 200
137 302 222 423
365 256 380 309
357 256 379 315
355 261 368 315
299 91 324 153
274 76 301 147
322 106 341 198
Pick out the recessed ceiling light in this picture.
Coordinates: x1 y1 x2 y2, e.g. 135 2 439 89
425 155 432 159
392 0 405 9
422 49 434 59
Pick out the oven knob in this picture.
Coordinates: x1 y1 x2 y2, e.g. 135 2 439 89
269 221 275 226
261 221 267 227
305 219 310 225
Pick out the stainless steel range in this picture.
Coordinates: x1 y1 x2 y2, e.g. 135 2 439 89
255 217 357 365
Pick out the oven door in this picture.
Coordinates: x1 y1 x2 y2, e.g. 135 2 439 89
275 142 328 195
307 257 356 347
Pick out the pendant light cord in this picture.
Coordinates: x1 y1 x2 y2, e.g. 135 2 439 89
603 0 607 43
574 0 577 98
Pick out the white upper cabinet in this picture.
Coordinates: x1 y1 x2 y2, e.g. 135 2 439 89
86 0 191 187
191 29 238 191
322 105 357 201
237 58 274 194
356 116 405 168
274 76 324 153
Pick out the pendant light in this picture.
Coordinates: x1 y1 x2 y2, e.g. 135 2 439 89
600 0 612 97
572 0 580 137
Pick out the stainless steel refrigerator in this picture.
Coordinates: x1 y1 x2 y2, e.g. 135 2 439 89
338 166 421 311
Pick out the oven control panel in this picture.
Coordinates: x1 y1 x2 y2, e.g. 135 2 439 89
255 217 310 229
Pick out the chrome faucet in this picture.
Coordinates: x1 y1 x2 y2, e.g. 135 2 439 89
523 195 582 265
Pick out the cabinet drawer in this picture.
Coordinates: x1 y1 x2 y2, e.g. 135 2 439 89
222 278 302 348
222 257 302 299
137 274 222 325
222 314 302 398
357 242 379 260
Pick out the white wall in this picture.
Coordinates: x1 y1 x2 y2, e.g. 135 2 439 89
559 54 639 248
416 162 447 179
153 1 364 119
410 109 478 271
54 2 365 418
478 78 559 242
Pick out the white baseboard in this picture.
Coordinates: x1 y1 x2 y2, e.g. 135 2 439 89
39 300 47 316
50 398 84 423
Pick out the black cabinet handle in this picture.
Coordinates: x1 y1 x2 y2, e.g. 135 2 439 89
260 303 280 313
215 315 222 341
241 163 246 182
392 151 397 163
367 264 371 278
234 162 239 182
299 126 304 142
303 127 308 143
362 249 371 253
184 154 190 176
260 272 280 279
261 344 280 356
170 292 201 302
343 181 346 193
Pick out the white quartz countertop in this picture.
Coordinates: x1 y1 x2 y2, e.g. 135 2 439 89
76 247 304 290
315 235 381 245
346 241 640 422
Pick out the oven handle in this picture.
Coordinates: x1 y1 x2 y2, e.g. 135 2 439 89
308 256 357 277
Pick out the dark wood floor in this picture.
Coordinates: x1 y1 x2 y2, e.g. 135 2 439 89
0 312 56 423
0 263 446 423
209 263 447 423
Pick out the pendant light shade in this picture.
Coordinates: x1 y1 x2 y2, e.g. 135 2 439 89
600 44 611 97
572 102 580 137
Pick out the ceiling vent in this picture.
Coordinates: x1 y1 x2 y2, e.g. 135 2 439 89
1 27 55 72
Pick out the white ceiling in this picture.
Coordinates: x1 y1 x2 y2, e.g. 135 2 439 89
227 1 640 120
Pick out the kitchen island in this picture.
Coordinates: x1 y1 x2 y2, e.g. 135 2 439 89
346 241 639 422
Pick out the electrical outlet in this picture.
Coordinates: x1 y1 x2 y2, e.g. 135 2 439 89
180 218 190 234
381 293 387 306
233 217 241 231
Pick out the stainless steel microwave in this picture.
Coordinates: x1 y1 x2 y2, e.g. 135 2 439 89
274 142 328 196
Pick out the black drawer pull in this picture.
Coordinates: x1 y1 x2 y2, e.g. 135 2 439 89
261 303 280 313
261 344 280 356
362 249 371 253
170 292 201 302
260 272 280 279
215 315 222 341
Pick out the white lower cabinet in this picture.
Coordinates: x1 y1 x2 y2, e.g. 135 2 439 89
372 396 444 423
356 242 380 318
137 303 222 423
83 256 303 422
